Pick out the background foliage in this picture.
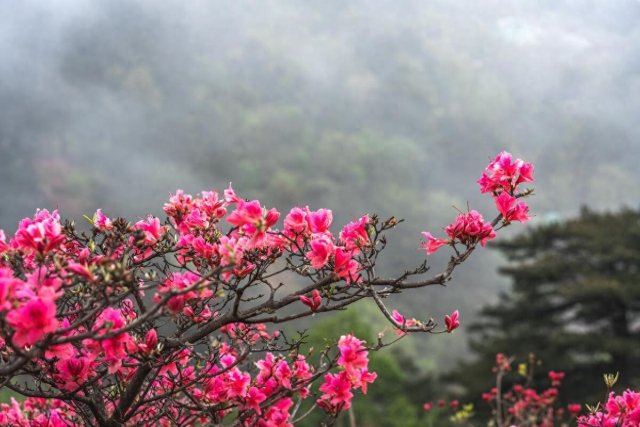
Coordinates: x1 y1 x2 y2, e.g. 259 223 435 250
1 1 639 424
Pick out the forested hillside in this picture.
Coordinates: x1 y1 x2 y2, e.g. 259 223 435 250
2 0 640 369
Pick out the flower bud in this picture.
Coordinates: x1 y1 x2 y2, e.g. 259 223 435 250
603 372 619 388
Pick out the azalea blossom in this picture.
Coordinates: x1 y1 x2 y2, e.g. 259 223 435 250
495 192 530 223
334 248 360 283
444 310 460 332
305 233 336 269
477 151 534 194
299 289 322 312
337 335 369 374
13 209 64 254
339 215 370 254
6 297 59 347
421 231 449 255
93 209 114 231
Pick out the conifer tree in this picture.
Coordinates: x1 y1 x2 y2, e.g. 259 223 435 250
457 208 640 407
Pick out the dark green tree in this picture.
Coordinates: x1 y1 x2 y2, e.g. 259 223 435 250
454 208 640 410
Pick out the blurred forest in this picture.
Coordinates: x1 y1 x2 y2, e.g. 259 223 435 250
1 1 640 421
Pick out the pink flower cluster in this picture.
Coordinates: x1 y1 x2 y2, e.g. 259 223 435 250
154 271 213 317
317 335 377 414
0 154 535 426
423 356 640 427
283 207 368 284
479 354 580 427
422 151 533 256
578 390 640 427
0 214 66 348
131 215 166 260
162 186 368 285
0 184 387 426
13 209 65 255
192 348 314 426
478 151 534 194
0 397 80 426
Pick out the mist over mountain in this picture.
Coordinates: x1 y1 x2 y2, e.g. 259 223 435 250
2 0 639 367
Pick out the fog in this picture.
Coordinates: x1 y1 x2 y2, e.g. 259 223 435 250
2 0 639 367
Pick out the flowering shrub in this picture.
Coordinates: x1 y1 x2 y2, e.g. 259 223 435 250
481 354 581 427
0 152 533 426
423 354 640 427
423 354 581 427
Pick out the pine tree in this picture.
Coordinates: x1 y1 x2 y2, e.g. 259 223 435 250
455 208 640 408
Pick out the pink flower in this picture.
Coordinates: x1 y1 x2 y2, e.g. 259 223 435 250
284 207 310 236
334 248 360 283
0 268 22 311
255 353 276 385
133 216 165 245
93 209 113 231
444 211 496 247
0 230 8 254
14 209 65 254
568 404 581 416
391 309 417 335
91 308 135 372
339 216 370 254
224 183 242 204
190 235 216 259
198 190 227 219
259 398 293 427
163 189 193 220
307 209 333 233
392 309 405 324
138 329 158 355
421 232 449 255
318 371 354 412
6 297 59 347
225 368 251 398
548 371 565 386
517 162 534 185
444 310 460 332
245 386 267 415
578 390 640 427
305 234 335 269
43 318 76 359
495 193 530 223
292 355 313 382
299 289 322 312
55 356 92 391
217 235 248 267
179 208 209 234
337 335 368 374
227 200 264 228
155 271 204 314
423 402 433 412
351 369 377 394
227 199 280 245
478 151 534 194
274 360 293 389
